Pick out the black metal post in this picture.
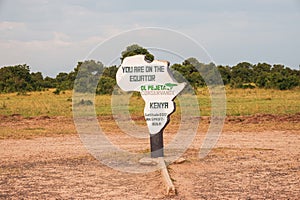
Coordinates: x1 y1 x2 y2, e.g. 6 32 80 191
150 130 164 158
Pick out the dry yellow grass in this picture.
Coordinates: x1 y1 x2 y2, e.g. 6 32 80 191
0 87 299 117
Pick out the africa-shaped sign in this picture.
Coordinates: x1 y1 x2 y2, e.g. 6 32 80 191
116 55 186 135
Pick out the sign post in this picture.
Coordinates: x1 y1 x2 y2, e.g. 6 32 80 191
116 55 185 158
150 130 164 157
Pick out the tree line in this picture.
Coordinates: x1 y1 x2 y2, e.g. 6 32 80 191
0 45 299 94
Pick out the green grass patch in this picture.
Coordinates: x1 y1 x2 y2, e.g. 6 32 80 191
0 87 299 117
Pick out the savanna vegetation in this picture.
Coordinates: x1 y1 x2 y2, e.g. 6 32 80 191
0 44 299 95
0 87 299 117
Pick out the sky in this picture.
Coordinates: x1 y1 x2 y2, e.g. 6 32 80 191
0 0 299 77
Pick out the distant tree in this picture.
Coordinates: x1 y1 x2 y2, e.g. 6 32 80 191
73 60 104 93
55 72 68 83
102 65 118 79
217 65 231 85
268 65 299 90
55 72 70 90
43 76 56 88
230 62 254 87
121 44 154 62
1 44 299 94
254 63 271 74
272 64 285 73
171 62 202 89
203 62 223 85
253 63 272 88
0 64 32 93
97 76 116 95
172 58 226 88
30 72 44 91
256 73 270 88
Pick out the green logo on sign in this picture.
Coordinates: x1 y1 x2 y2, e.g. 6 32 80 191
164 83 178 90
141 83 178 91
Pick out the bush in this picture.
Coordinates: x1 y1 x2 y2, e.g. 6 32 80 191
53 88 60 95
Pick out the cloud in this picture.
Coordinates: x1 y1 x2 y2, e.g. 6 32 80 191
0 28 121 77
0 0 299 77
0 21 26 31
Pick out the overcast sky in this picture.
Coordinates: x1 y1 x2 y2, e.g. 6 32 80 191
0 0 299 77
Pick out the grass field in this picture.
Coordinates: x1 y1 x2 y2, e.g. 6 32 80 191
0 87 299 117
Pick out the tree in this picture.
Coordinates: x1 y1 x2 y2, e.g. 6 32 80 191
31 72 44 91
1 44 300 94
73 60 104 93
43 76 56 88
217 65 231 85
253 63 271 88
55 72 70 90
97 76 116 95
171 58 205 88
121 44 154 62
230 62 254 87
0 64 32 93
102 65 118 79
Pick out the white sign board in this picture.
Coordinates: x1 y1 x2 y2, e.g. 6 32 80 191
116 55 186 135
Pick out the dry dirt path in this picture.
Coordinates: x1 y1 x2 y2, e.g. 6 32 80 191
0 128 299 199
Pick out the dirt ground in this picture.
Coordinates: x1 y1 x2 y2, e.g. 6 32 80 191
0 115 299 199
